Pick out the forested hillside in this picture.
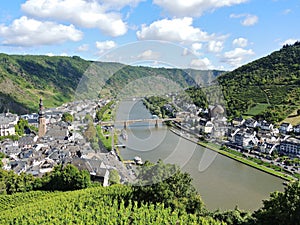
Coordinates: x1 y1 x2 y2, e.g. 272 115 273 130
0 53 223 114
218 42 300 122
0 54 91 113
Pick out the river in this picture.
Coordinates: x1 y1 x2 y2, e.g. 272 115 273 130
115 100 284 211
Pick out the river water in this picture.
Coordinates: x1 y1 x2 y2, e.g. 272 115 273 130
115 100 284 211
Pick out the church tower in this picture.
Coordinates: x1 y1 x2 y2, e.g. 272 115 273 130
38 98 46 137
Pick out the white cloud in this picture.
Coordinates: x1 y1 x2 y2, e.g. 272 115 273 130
137 50 160 60
100 0 145 10
282 9 292 15
242 15 258 26
192 43 203 51
232 38 248 47
190 43 203 55
207 40 223 53
136 17 216 43
46 52 55 57
0 16 82 46
77 44 89 52
281 38 298 46
182 48 190 56
21 0 127 36
230 14 258 26
190 58 213 70
222 47 254 67
153 0 248 17
96 40 117 53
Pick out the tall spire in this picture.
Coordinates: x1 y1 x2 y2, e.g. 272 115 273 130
38 98 46 137
39 98 45 117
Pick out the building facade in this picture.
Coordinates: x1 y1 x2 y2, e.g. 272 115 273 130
280 137 300 155
0 112 19 136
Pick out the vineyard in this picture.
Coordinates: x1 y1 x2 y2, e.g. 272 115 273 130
0 185 224 225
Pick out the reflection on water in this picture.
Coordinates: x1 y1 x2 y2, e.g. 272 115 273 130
116 100 284 211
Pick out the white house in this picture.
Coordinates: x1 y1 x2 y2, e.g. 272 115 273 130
0 113 19 136
244 118 258 128
204 121 214 134
294 124 300 134
279 122 293 134
234 129 258 148
259 120 274 131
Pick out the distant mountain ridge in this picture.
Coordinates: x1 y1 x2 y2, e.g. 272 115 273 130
218 41 300 122
0 53 224 114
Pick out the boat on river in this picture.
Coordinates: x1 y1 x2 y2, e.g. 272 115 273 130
120 129 128 140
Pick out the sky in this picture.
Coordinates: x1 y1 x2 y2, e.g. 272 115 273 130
0 0 299 70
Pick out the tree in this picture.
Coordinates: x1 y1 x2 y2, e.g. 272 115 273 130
41 164 91 191
61 112 74 123
84 114 93 123
132 159 205 214
14 118 37 136
15 118 29 136
109 169 120 185
213 207 252 225
252 181 300 225
84 122 97 142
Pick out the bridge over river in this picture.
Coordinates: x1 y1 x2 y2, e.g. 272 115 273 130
99 118 182 128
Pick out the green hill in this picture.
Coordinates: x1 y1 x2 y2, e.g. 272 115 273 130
0 54 91 113
218 41 300 122
0 53 223 114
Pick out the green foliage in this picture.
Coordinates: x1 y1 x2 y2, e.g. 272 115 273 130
0 135 19 141
0 170 35 194
0 53 223 114
84 113 93 123
14 118 29 136
213 207 252 225
185 86 208 108
133 159 205 214
244 104 269 117
0 54 91 114
259 105 296 123
143 96 170 118
84 122 97 142
61 112 73 123
40 164 91 191
0 185 224 225
219 42 300 119
109 169 120 185
0 164 91 195
96 101 114 121
14 118 38 136
252 181 300 225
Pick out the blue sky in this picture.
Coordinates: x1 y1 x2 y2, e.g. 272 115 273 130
0 0 299 70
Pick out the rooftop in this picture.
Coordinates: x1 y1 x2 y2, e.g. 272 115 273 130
0 113 18 125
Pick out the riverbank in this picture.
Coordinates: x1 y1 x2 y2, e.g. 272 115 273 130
198 141 294 182
169 124 294 182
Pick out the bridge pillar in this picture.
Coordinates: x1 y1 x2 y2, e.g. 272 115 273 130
124 121 127 129
155 119 158 128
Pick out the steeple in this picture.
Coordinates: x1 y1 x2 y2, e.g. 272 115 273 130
38 98 46 137
39 98 45 117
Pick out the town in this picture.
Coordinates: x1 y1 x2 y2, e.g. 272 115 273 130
0 98 135 186
1 95 300 186
144 92 300 180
